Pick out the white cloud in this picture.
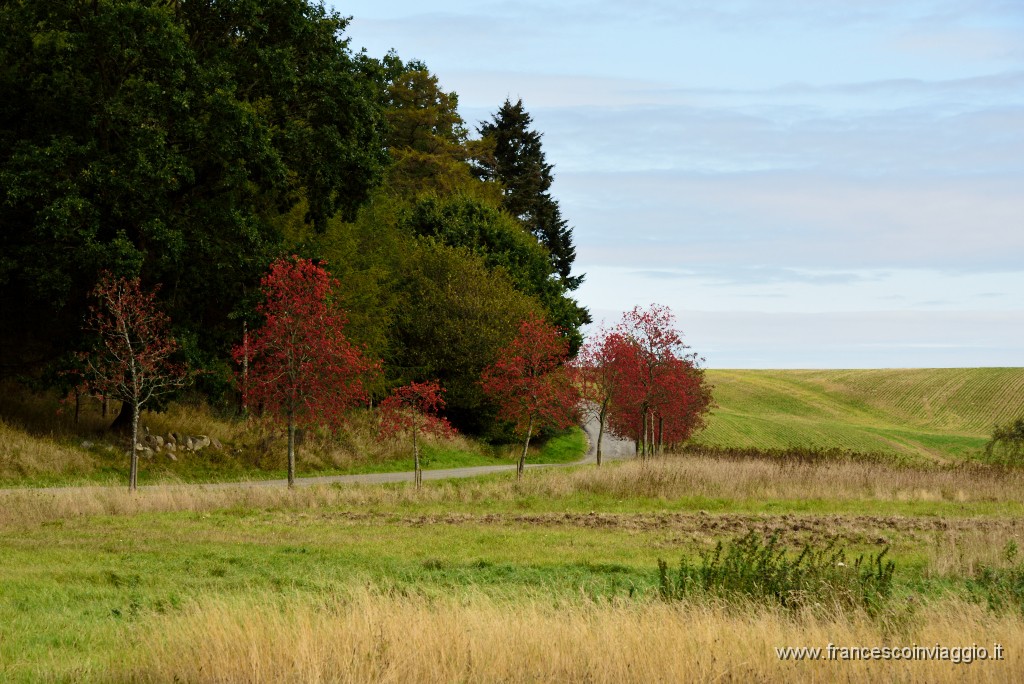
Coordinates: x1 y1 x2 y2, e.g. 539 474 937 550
333 0 1024 367
650 310 1024 368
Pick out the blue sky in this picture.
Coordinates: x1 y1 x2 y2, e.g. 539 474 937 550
333 0 1023 368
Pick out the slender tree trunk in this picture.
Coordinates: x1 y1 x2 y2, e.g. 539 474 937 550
658 416 664 456
241 322 249 416
518 415 534 482
129 400 140 492
413 426 421 490
642 412 647 460
287 416 296 488
596 399 608 466
74 390 81 425
636 415 643 458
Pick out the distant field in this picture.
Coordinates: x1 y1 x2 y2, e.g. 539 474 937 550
695 368 1024 462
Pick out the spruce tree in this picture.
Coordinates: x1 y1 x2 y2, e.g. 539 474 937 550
475 99 581 287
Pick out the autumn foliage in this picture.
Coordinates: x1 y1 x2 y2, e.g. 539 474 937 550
378 380 456 489
580 305 712 459
574 328 633 465
80 272 191 490
234 256 376 486
481 314 580 480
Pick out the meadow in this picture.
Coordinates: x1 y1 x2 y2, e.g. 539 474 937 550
1 368 1023 682
697 368 1024 462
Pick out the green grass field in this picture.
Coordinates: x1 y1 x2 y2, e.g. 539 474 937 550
695 368 1024 461
3 458 1024 681
2 370 1024 680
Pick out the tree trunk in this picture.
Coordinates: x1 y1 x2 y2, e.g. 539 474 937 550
108 401 132 433
596 400 607 467
74 390 81 425
287 417 296 487
642 408 651 462
413 426 421 490
241 322 249 416
658 416 664 456
636 416 643 457
129 400 140 492
518 415 534 482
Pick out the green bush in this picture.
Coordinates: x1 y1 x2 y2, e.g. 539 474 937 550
658 531 895 614
968 540 1024 614
983 418 1024 465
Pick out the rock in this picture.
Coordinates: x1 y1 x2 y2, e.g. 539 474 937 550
194 435 211 450
165 442 176 453
165 433 177 445
210 437 223 451
80 440 94 449
184 436 195 451
166 452 177 462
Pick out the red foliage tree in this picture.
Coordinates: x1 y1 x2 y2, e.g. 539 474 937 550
574 327 635 466
234 256 377 486
602 304 712 459
481 313 580 480
378 380 456 489
81 273 191 491
647 354 713 450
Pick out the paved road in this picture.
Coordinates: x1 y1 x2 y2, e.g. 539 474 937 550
579 408 636 464
1 413 637 493
228 411 636 488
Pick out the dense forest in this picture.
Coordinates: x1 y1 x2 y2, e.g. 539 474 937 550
0 0 590 436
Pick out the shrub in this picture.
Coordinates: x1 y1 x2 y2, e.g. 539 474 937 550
658 531 895 614
968 540 1024 614
984 418 1024 465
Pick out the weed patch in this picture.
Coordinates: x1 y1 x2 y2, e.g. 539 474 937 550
658 531 896 614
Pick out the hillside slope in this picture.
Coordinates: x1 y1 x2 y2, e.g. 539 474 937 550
694 368 1024 461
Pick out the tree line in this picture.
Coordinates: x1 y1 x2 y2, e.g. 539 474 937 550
1 0 713 486
84 260 711 490
0 0 586 434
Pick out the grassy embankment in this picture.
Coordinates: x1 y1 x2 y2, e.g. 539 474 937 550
0 383 587 487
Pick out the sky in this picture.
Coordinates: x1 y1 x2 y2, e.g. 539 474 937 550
332 0 1024 368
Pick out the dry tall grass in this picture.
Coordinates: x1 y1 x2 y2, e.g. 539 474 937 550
115 592 1021 683
3 456 1022 530
562 455 1024 504
0 382 489 480
0 416 97 480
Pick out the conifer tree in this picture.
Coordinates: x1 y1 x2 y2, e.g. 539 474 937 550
475 99 581 286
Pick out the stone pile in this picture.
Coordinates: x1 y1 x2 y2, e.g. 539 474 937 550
134 427 223 461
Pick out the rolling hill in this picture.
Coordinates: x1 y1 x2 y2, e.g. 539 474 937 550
694 368 1024 461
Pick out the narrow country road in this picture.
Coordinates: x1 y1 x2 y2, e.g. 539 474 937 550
206 410 635 488
1 412 636 493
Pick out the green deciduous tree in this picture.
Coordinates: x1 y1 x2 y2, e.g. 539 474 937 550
402 194 589 353
391 241 542 435
0 0 385 380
